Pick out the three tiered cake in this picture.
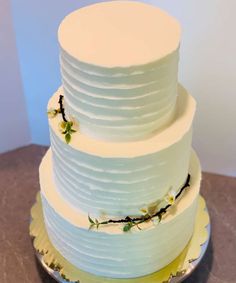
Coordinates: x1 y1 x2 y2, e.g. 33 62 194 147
40 1 201 279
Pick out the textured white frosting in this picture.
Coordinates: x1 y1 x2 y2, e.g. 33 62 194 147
40 149 201 278
39 2 201 279
58 1 181 141
48 86 195 217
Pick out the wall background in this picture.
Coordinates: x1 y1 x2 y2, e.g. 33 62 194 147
0 0 30 153
2 0 236 176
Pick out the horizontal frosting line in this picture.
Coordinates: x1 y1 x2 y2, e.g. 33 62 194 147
61 53 178 86
61 55 178 87
60 47 179 76
54 170 163 211
63 109 175 141
65 96 176 123
54 176 135 215
52 171 174 214
53 152 162 189
52 148 163 187
51 137 166 180
64 82 175 111
50 138 190 203
45 242 185 278
50 135 191 215
63 78 176 106
65 91 176 119
45 221 125 264
61 48 178 77
52 156 187 207
53 158 167 200
61 65 177 94
52 158 165 187
45 223 176 274
54 176 151 216
49 124 176 167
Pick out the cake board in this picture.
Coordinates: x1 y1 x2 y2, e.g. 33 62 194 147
30 193 210 283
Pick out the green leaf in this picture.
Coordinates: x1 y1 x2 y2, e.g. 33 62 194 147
66 121 73 131
66 123 71 131
123 222 133 232
88 215 95 224
158 214 162 222
65 133 71 144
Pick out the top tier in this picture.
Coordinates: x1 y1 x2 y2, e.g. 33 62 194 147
58 1 181 142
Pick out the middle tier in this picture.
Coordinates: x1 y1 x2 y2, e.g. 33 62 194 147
48 85 195 217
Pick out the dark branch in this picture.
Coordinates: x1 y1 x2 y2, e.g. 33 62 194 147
58 95 68 122
95 174 191 226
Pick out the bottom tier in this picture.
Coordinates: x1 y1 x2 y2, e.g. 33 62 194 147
40 149 201 279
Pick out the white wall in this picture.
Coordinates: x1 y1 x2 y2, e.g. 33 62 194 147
146 0 236 177
0 0 30 153
9 0 236 176
10 0 107 146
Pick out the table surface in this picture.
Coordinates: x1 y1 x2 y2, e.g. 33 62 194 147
0 145 236 283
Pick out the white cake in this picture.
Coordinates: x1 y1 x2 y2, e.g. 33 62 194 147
40 1 201 279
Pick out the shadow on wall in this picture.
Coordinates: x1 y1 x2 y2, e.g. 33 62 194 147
10 0 111 146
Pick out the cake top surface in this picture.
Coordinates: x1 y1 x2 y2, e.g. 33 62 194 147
58 1 181 68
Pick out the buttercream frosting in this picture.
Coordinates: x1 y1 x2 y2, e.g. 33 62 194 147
48 86 195 217
58 1 181 141
40 149 201 278
38 1 201 279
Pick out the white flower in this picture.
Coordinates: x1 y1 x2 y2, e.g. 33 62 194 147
165 188 176 205
152 216 161 225
140 200 161 216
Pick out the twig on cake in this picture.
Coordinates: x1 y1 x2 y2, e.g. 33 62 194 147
88 174 191 232
58 95 68 122
47 95 77 144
